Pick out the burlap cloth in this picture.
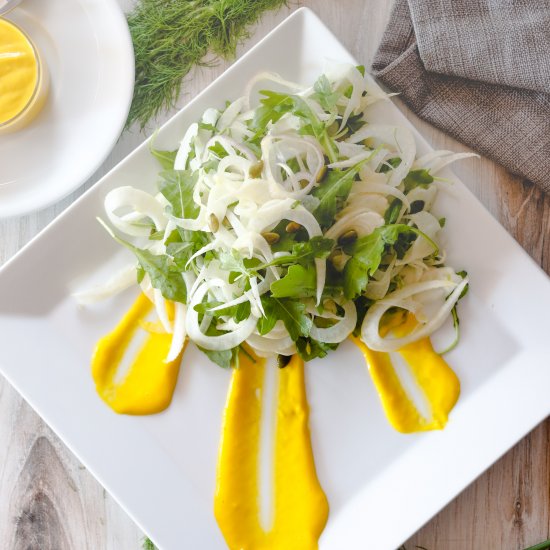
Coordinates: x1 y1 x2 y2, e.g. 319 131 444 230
371 0 550 192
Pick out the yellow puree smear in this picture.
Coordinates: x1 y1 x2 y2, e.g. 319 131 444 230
352 312 460 433
0 19 38 124
91 295 460 548
215 351 329 550
91 293 184 415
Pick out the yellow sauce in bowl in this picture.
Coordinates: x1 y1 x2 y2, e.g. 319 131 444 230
0 18 48 134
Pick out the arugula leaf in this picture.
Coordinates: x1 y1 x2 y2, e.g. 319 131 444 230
343 224 433 299
270 298 312 341
384 198 402 224
270 264 317 299
100 220 187 302
257 296 277 335
403 169 434 192
193 300 251 322
378 156 401 174
262 237 334 268
393 230 418 259
312 163 365 227
150 148 177 170
166 228 210 269
295 337 338 361
198 121 216 132
208 141 229 159
218 249 249 277
253 90 338 162
142 537 159 550
198 346 235 370
312 74 340 112
158 170 199 219
133 248 187 302
252 90 294 129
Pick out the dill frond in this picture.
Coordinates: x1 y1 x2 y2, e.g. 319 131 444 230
126 0 288 130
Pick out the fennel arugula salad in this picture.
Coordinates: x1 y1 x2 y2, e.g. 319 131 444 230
83 63 471 369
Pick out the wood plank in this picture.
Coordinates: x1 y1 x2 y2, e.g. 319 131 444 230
0 1 548 548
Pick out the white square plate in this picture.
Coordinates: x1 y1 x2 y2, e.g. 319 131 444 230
1 8 549 550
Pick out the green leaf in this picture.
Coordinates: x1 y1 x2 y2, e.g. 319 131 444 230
384 198 402 224
158 169 199 219
312 163 364 227
270 298 312 341
261 236 334 268
270 264 317 299
198 346 234 369
257 296 277 335
133 248 187 303
252 90 294 129
312 74 340 112
218 249 249 276
378 156 401 174
208 141 230 159
393 231 418 260
403 169 434 192
151 148 177 170
198 121 216 132
166 228 210 269
194 300 251 322
343 224 432 299
295 337 338 361
98 218 187 303
252 90 338 162
142 537 159 550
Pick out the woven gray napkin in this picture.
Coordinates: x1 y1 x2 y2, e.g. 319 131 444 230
371 0 550 192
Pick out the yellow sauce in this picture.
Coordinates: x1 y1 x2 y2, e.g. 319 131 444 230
91 293 184 415
0 18 48 132
352 313 460 433
215 352 329 550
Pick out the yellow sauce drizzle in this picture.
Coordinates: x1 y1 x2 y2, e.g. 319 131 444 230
0 19 39 125
352 313 460 433
91 293 184 415
215 352 329 549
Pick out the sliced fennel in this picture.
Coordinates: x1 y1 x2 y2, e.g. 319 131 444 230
89 63 470 368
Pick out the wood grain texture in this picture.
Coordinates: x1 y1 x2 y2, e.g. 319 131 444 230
0 1 548 549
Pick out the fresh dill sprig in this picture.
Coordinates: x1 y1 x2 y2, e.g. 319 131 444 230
126 0 288 129
142 536 158 550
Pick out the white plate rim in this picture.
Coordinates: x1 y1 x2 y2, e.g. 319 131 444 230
0 7 550 550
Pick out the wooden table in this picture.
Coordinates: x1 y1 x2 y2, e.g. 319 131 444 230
1 1 549 548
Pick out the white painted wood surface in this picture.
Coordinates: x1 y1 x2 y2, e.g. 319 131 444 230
0 1 548 548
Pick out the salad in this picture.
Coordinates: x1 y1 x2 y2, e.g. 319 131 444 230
85 63 470 369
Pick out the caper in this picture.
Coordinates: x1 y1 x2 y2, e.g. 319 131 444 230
209 213 220 233
330 253 348 272
248 160 264 179
338 229 358 246
261 232 280 245
363 137 376 148
285 221 301 233
316 165 328 182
